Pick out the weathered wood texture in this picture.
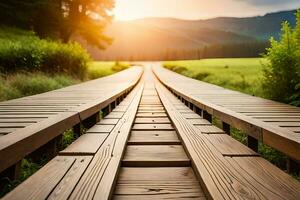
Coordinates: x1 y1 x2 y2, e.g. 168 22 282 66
155 77 300 199
3 77 144 200
0 67 142 174
4 64 300 200
153 65 300 161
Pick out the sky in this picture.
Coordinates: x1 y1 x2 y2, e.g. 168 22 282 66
114 0 300 21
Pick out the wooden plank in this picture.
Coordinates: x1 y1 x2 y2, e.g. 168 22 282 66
136 110 165 113
69 83 143 200
128 131 180 145
0 118 44 123
0 128 20 134
87 124 115 133
123 145 190 167
104 112 124 119
226 157 300 199
132 124 174 131
117 167 198 181
60 134 108 155
138 106 164 111
114 167 205 200
134 117 170 124
206 134 258 156
188 118 211 125
97 118 119 125
155 79 300 199
182 113 201 119
153 65 300 161
0 123 35 128
136 112 168 117
3 156 91 200
47 156 92 200
195 125 224 134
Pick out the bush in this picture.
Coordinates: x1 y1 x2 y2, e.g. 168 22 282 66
0 26 90 79
111 61 130 72
263 10 300 106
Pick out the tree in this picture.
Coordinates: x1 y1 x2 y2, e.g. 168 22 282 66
59 0 114 48
263 10 300 106
0 0 114 48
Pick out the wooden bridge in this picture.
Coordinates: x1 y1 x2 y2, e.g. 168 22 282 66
1 63 300 199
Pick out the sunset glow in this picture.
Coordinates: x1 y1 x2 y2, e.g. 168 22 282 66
114 0 300 21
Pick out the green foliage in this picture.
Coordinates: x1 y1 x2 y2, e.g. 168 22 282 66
111 61 130 72
0 61 131 102
0 158 44 197
263 10 300 106
0 26 90 79
0 73 77 101
61 129 76 150
87 61 130 80
0 0 114 47
164 58 267 97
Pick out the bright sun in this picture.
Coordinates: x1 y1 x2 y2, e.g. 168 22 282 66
113 0 144 21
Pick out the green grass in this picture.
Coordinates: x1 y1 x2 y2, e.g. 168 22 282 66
0 61 131 102
87 61 130 80
164 58 268 97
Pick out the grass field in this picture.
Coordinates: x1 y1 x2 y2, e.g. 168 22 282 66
164 58 268 98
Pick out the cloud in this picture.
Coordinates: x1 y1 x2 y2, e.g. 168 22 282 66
236 0 299 6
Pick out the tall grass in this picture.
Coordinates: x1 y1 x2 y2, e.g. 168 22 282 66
0 26 90 79
0 73 78 101
164 58 268 97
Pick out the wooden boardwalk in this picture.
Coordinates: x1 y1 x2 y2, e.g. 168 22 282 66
2 63 300 199
153 64 300 162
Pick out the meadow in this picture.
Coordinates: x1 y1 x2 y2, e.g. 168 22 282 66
164 58 268 98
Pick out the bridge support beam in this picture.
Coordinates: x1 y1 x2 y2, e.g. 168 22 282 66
110 101 116 111
287 158 300 174
222 122 231 135
102 105 111 118
247 135 258 152
193 106 202 117
83 112 100 129
0 160 21 184
73 123 82 138
203 110 212 123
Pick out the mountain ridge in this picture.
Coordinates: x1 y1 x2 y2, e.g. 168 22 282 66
81 9 297 60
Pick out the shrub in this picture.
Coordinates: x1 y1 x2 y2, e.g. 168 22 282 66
192 72 211 80
0 26 90 79
111 61 130 72
263 10 300 106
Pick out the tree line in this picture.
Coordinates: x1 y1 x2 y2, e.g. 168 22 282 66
110 41 269 61
0 0 114 47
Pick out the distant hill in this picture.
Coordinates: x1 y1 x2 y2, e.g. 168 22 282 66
82 9 297 60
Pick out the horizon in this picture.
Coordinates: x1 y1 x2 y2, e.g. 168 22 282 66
114 0 300 21
114 9 297 22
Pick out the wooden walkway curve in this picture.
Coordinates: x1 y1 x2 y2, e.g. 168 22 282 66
153 63 300 162
2 63 300 199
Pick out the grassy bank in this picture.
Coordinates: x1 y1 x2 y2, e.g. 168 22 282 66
0 61 130 102
164 58 268 98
